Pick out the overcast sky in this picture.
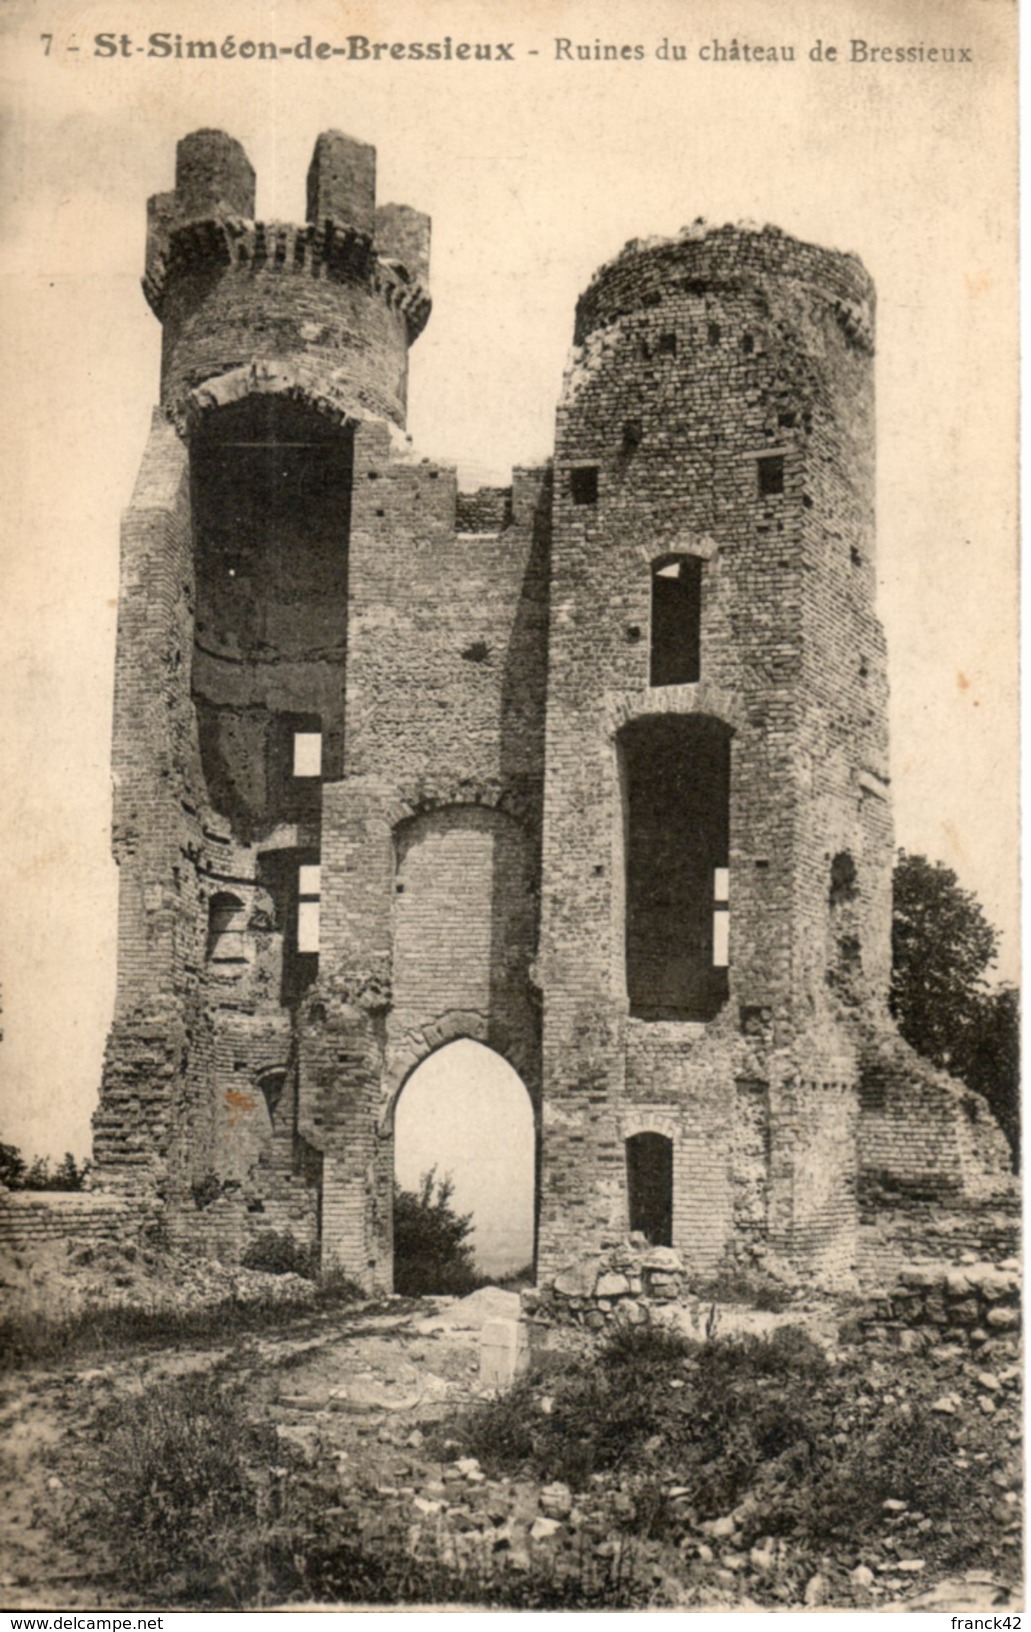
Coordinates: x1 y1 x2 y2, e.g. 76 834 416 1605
0 0 1017 1161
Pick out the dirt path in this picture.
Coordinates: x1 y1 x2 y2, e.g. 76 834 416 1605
0 1289 1022 1612
0 1291 508 1607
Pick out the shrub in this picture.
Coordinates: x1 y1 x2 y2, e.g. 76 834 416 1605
447 1325 839 1508
695 1268 794 1312
393 1168 481 1297
241 1229 319 1279
81 1370 280 1605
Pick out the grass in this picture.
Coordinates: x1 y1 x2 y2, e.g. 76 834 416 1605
53 1320 1014 1609
69 1367 653 1609
0 1270 366 1374
438 1323 1001 1562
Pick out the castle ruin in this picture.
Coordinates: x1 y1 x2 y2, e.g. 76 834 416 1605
90 128 1010 1290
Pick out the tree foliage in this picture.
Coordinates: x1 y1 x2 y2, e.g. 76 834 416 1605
393 1167 480 1297
891 851 1019 1167
0 1143 91 1191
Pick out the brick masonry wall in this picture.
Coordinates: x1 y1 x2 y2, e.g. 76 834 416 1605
538 224 881 1281
92 136 1010 1291
858 1033 1013 1200
0 1193 137 1258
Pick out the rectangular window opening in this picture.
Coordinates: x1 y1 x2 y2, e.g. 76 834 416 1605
297 863 321 955
293 731 323 778
650 556 702 686
570 465 599 506
297 900 321 954
713 866 729 969
713 908 730 968
757 455 785 497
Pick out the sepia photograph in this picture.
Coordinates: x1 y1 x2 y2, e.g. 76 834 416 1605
0 0 1020 1614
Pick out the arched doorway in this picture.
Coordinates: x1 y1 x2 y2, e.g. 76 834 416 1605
393 1039 536 1291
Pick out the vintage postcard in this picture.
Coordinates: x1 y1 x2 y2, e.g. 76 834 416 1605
0 0 1020 1615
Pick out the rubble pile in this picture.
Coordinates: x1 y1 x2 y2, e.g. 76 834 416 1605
523 1238 689 1328
0 1237 317 1322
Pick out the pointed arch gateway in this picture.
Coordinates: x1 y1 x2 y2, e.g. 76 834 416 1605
392 1038 538 1292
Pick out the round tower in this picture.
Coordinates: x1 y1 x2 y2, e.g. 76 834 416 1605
538 222 890 1280
94 130 434 1258
144 128 431 431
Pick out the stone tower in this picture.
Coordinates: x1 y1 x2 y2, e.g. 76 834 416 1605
537 227 889 1279
94 132 1011 1286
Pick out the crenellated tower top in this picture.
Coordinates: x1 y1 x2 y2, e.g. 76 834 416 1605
144 128 431 432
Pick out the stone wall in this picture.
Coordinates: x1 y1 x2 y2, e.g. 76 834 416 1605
537 222 883 1283
857 1260 1021 1346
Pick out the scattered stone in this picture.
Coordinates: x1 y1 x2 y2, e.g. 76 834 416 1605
804 1572 827 1606
412 1497 444 1517
851 1564 875 1588
278 1392 327 1413
529 1516 563 1542
539 1482 573 1519
480 1318 530 1390
882 1499 908 1513
595 1272 630 1297
553 1260 603 1299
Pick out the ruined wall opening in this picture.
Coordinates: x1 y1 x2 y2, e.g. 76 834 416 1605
626 1131 673 1245
255 847 320 1004
206 891 248 964
621 715 731 1020
650 556 702 686
393 1039 537 1291
257 1067 286 1126
828 849 863 1003
190 397 352 839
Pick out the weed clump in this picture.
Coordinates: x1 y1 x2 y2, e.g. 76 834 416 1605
241 1229 319 1278
76 1371 651 1609
82 1370 280 1605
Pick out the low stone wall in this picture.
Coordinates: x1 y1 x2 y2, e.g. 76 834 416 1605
856 1259 1021 1347
524 1238 688 1328
0 1191 138 1258
859 1190 1020 1282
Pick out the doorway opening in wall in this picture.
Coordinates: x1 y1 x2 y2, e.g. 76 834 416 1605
393 1039 537 1295
626 1131 673 1246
